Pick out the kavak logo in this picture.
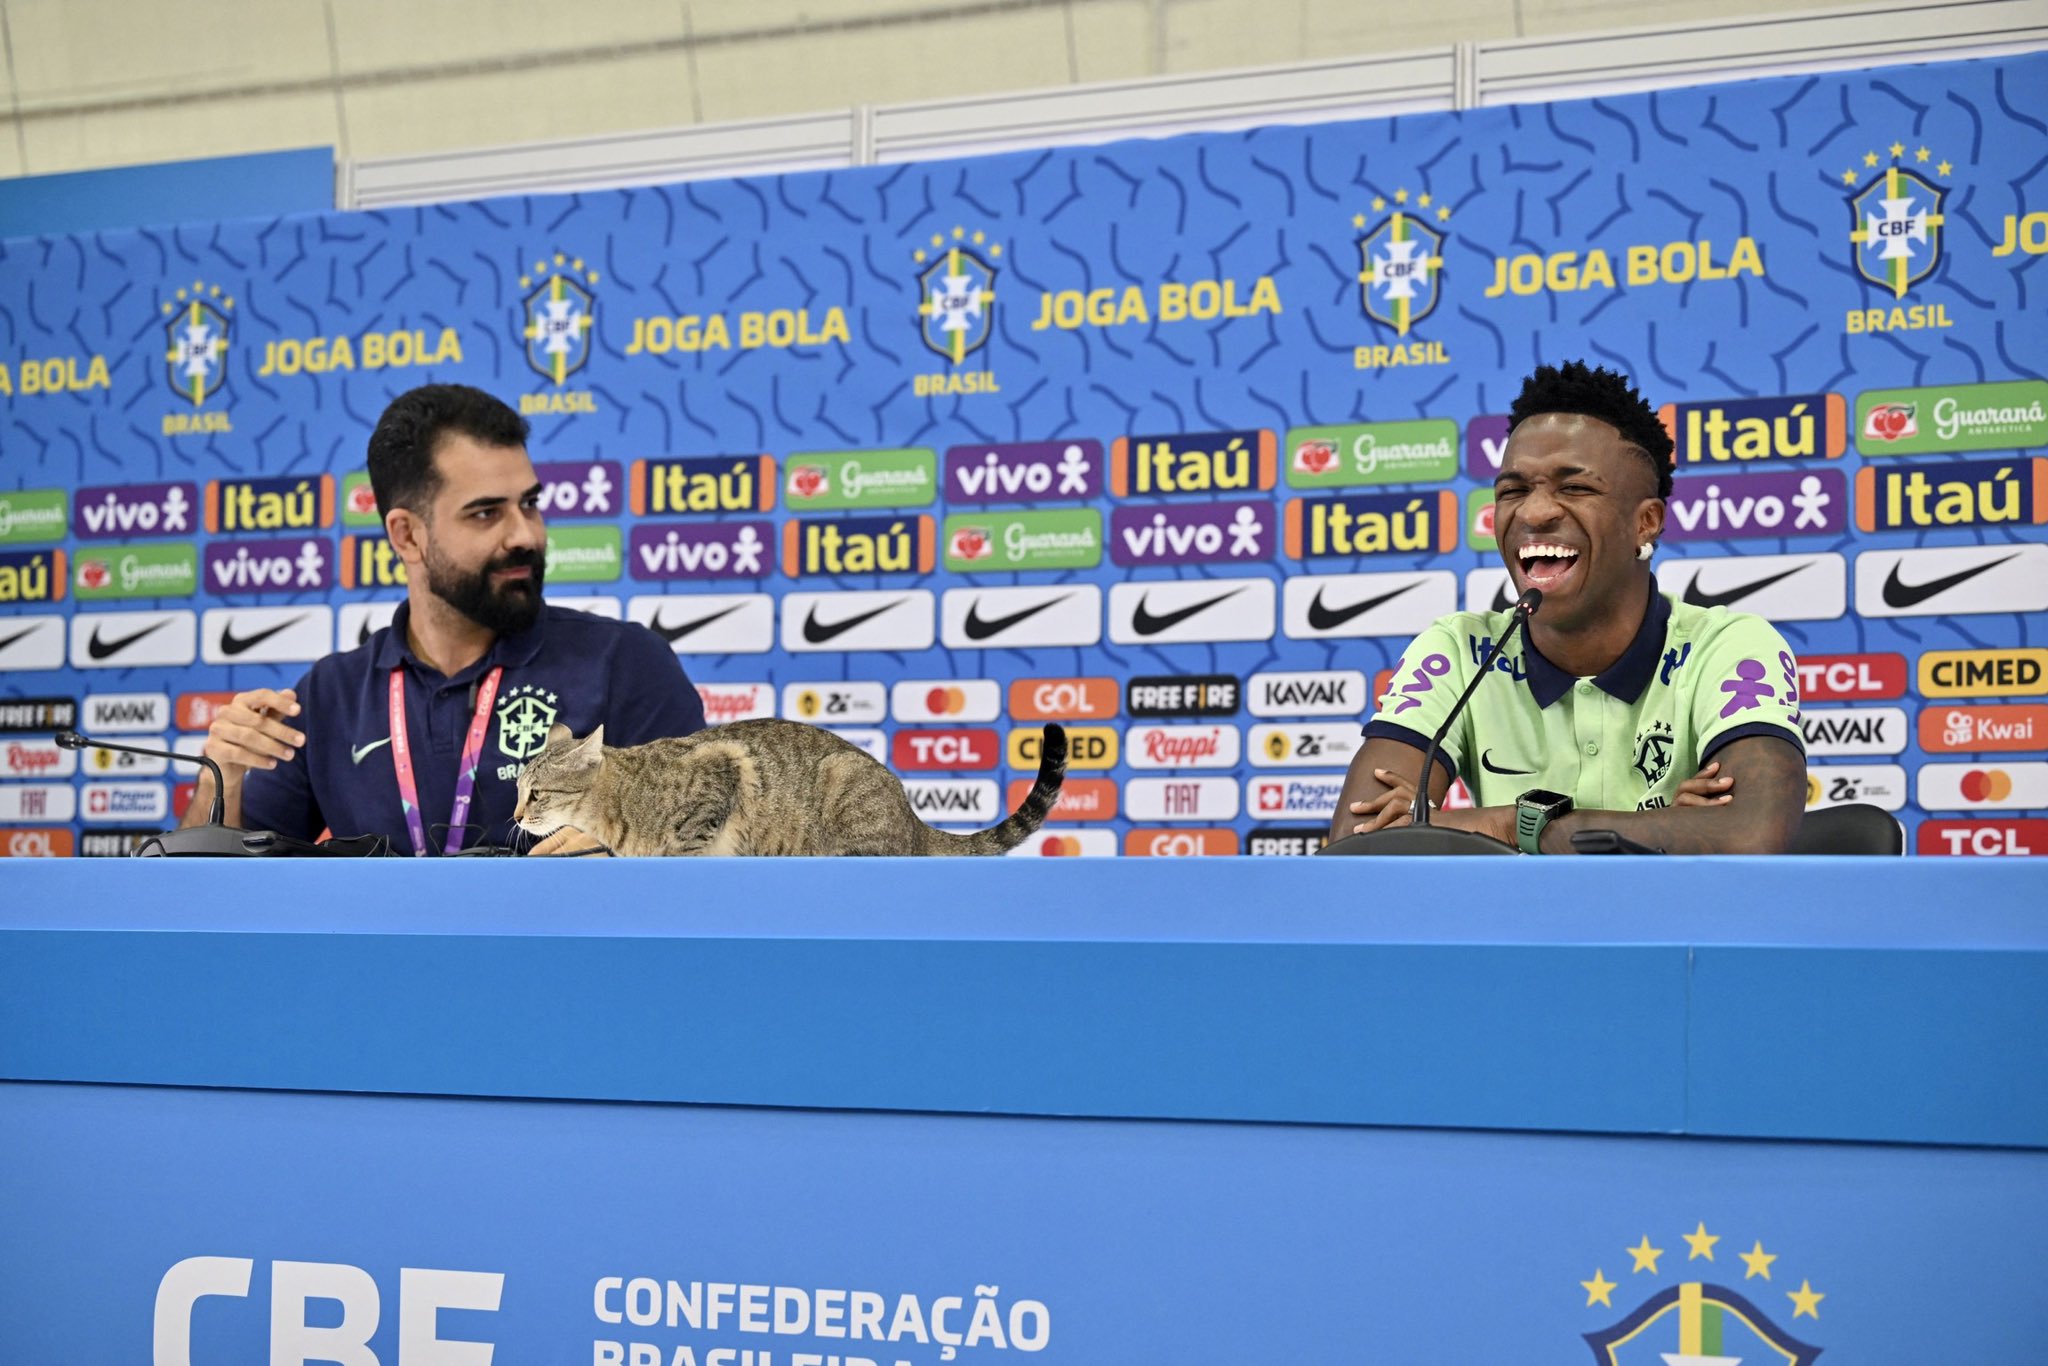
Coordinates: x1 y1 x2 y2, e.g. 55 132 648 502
70 609 197 669
784 681 887 724
1840 139 1949 325
1124 776 1239 822
628 594 774 655
1855 544 2048 617
201 606 333 664
944 440 1102 503
1855 456 2048 531
904 779 1000 823
1248 670 1366 717
631 456 778 515
630 523 770 580
1799 706 1908 757
1577 1222 1821 1365
781 589 936 653
942 585 1103 650
520 252 600 412
1285 571 1455 640
83 692 170 735
912 225 1001 397
1108 578 1274 645
1353 187 1453 368
160 280 233 433
0 616 65 671
1659 552 1847 621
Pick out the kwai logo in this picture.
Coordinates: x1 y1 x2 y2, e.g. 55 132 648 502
1111 501 1272 566
629 523 770 580
1839 138 1950 327
74 482 195 539
1110 429 1277 496
205 476 335 534
1661 394 1846 465
1919 703 2048 753
1665 469 1847 541
204 537 334 593
1855 380 2048 456
1855 456 2048 531
912 225 1001 397
1576 1221 1823 1365
631 456 777 515
944 440 1101 503
160 280 232 433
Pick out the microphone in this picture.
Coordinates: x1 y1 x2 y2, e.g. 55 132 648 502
1318 587 1541 857
59 730 226 825
58 730 268 857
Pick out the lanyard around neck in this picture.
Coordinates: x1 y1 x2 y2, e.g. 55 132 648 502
388 665 503 856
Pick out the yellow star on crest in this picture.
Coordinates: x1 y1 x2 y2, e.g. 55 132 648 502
1938 160 1953 177
1863 151 1880 167
1394 188 1410 203
989 244 1002 257
533 260 546 273
1740 1241 1777 1280
1683 1222 1720 1261
1352 213 1366 229
519 276 532 289
1626 1235 1663 1274
1436 206 1451 221
1418 192 1432 207
1889 141 1905 158
572 257 585 271
930 233 944 247
553 253 565 266
1840 168 1858 185
1371 196 1386 212
1788 1279 1824 1319
952 225 965 239
1581 1269 1617 1307
1915 146 1931 162
972 230 985 243
912 249 926 263
191 279 203 291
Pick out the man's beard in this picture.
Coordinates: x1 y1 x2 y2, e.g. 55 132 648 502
424 541 546 635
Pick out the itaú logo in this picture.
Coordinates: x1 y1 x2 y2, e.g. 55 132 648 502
154 1257 502 1365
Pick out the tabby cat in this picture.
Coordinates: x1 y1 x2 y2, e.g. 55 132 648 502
513 718 1068 856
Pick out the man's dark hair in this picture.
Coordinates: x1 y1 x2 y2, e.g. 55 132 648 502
1507 360 1674 500
365 384 530 518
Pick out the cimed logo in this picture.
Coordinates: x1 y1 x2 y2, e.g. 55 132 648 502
1355 189 1450 336
162 281 233 406
1580 1221 1823 1365
915 226 1000 365
1841 141 1949 299
521 254 599 385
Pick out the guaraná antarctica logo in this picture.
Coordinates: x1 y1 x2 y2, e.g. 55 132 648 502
521 252 600 386
161 280 233 414
1579 1221 1823 1364
1841 140 1948 299
1356 187 1451 337
914 226 1000 366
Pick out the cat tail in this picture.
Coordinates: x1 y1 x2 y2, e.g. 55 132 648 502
925 722 1068 856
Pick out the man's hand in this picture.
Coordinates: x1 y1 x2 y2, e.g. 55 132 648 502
181 688 302 829
1673 760 1734 806
1344 767 1516 844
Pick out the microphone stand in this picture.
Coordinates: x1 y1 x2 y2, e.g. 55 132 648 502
1318 588 1541 856
58 730 273 856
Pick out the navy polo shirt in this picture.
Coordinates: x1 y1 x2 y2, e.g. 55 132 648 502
242 602 706 852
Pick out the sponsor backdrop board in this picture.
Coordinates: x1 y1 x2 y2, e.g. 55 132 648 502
0 53 2044 854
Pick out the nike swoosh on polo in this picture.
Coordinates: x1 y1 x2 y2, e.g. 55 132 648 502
1306 580 1421 632
0 623 42 656
1681 564 1808 610
962 592 1072 642
1481 749 1534 776
802 598 904 645
649 602 745 643
1130 587 1245 637
87 618 172 661
352 736 393 765
1881 553 2018 610
218 614 308 657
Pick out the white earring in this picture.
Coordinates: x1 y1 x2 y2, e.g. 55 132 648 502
1637 541 1654 561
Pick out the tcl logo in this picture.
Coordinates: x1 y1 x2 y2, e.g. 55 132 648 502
1795 653 1906 701
154 1256 501 1365
0 827 72 857
891 728 999 771
1008 726 1118 770
177 691 238 732
1008 777 1118 821
1009 677 1119 720
1123 828 1241 857
1917 819 2047 856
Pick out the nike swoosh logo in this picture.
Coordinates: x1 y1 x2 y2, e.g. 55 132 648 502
0 623 42 655
1881 554 2017 610
802 598 903 644
1681 564 1808 610
1481 749 1533 776
1130 587 1245 637
650 602 745 643
352 736 392 765
218 614 308 657
1491 580 1516 613
357 619 375 647
1306 580 1420 632
963 592 1072 642
87 618 172 661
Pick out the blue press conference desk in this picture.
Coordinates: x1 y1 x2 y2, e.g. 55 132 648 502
2 858 2044 1363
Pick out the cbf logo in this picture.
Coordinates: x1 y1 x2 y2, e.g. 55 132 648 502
1841 141 1948 299
1578 1221 1823 1365
162 281 232 408
915 226 999 366
1356 188 1449 336
521 253 599 386
496 683 561 767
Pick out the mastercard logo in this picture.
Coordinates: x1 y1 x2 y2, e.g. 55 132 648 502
924 685 971 716
1959 769 2014 802
1033 834 1085 856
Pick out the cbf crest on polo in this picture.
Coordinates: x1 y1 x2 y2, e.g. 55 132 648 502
496 683 561 764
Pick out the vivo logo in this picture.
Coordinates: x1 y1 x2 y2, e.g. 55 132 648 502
204 537 334 592
153 1256 502 1366
75 482 196 539
629 523 770 580
943 440 1101 503
1110 501 1272 566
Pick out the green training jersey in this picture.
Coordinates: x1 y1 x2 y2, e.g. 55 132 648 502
1363 586 1805 812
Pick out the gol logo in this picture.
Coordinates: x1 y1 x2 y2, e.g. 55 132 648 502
1009 677 1118 720
1009 726 1118 770
1008 777 1117 821
1124 828 1241 857
1 828 73 857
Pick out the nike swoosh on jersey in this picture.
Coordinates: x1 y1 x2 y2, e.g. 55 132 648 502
1130 587 1245 637
1880 553 2017 610
1480 749 1534 775
1306 580 1420 632
352 736 393 765
649 602 745 643
962 593 1072 641
217 614 308 657
1681 564 1808 609
802 598 903 644
87 618 172 660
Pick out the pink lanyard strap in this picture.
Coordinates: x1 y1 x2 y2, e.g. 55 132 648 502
388 665 503 856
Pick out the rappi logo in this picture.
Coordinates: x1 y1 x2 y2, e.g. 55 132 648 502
1795 653 1907 701
891 728 1000 771
1130 725 1239 769
3 742 64 777
696 684 774 724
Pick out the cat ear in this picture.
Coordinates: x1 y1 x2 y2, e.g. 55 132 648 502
584 724 605 750
546 722 574 749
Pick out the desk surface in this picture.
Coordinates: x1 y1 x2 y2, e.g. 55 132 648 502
4 857 2044 1148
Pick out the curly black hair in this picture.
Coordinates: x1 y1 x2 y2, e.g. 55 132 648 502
1507 361 1674 500
366 383 530 519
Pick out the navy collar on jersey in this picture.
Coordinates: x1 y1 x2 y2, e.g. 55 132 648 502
1524 578 1670 709
372 597 548 681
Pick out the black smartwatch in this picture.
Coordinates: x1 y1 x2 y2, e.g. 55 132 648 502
1515 788 1574 854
